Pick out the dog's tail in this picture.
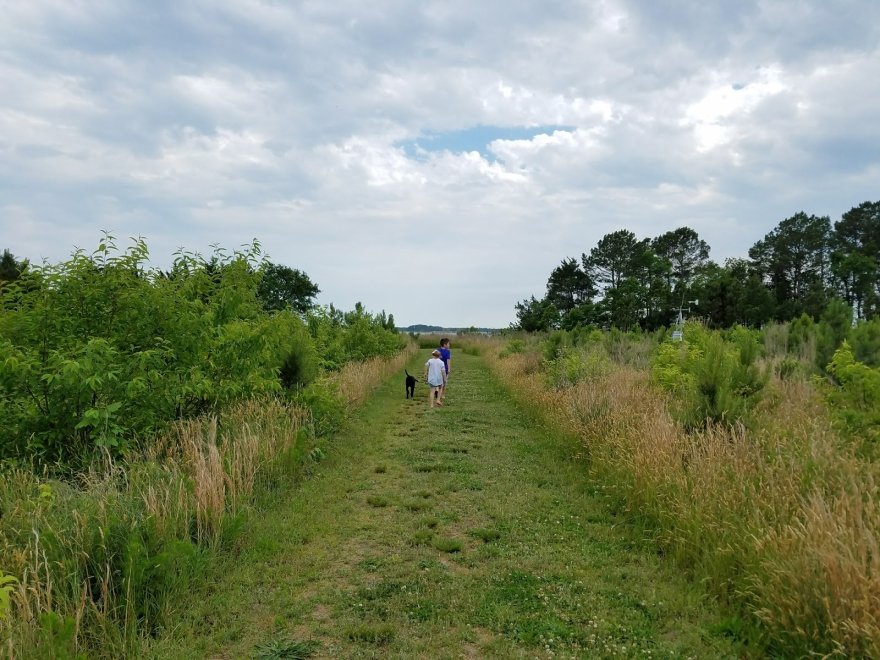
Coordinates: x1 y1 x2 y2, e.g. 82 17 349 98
405 369 410 377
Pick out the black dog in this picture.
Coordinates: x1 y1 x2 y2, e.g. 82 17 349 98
405 369 418 399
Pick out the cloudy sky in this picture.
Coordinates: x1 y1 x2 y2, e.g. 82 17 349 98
2 1 879 327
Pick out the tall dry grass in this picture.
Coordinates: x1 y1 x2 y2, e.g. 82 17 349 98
333 342 417 408
1 397 308 657
486 343 880 656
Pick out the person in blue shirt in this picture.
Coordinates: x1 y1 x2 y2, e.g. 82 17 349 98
438 337 451 403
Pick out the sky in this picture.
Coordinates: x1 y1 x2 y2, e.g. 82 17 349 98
2 1 879 328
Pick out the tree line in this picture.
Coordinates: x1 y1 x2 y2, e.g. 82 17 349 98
515 200 880 331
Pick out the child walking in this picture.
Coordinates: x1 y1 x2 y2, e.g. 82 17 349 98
424 349 447 408
438 337 451 403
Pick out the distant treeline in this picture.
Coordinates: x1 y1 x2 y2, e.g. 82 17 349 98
515 200 880 331
401 324 499 334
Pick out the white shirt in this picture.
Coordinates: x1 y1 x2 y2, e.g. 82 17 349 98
425 357 446 386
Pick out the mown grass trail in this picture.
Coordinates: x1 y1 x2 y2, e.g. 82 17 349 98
146 353 739 659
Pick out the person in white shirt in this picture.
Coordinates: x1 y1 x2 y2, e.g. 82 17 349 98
424 349 447 408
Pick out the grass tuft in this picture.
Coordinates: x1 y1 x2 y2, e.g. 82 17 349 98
470 528 501 542
346 623 395 645
253 637 321 659
432 537 463 553
410 530 434 546
366 495 389 508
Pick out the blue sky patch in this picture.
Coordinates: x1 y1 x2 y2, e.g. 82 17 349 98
398 125 575 161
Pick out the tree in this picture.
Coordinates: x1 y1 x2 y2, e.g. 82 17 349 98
583 230 651 292
0 249 27 284
513 295 558 332
831 251 876 319
749 212 831 319
599 278 646 329
542 257 597 328
256 262 320 314
832 201 880 319
545 257 596 312
651 227 710 290
693 259 774 328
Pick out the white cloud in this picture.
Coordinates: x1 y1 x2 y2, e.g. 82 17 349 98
1 0 879 326
682 66 788 151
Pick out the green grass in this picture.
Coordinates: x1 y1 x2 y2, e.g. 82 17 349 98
432 537 463 553
142 353 743 658
470 527 502 542
253 637 320 659
365 494 389 507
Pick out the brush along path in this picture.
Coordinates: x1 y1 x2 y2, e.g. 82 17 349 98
147 353 738 659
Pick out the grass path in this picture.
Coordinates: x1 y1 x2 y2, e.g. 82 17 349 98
146 353 739 659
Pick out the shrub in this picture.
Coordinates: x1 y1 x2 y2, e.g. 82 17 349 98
545 346 612 390
0 237 281 468
776 357 803 381
822 341 880 448
543 330 572 362
651 323 768 428
499 339 526 357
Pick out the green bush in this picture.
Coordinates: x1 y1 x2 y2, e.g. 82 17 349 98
545 346 612 390
776 357 803 381
651 322 768 429
0 237 404 471
543 330 572 362
822 341 880 448
295 378 347 437
0 237 275 467
499 339 526 357
305 305 405 371
851 318 880 367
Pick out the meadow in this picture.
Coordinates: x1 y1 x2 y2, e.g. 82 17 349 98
2 237 879 656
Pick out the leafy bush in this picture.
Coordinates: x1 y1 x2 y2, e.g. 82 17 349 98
0 237 404 470
295 378 347 437
0 237 273 467
775 357 803 381
305 304 405 371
